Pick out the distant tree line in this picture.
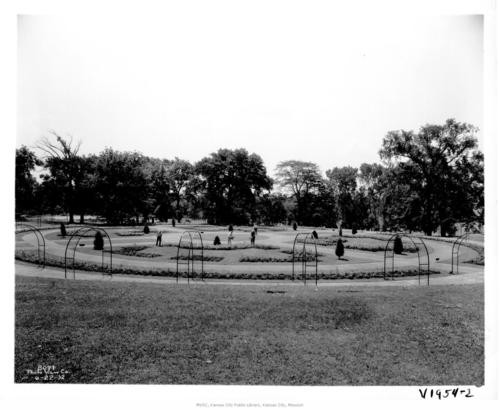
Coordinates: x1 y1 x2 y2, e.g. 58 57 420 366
16 119 484 236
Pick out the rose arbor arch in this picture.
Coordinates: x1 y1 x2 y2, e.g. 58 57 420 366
383 234 430 285
176 231 204 284
292 232 319 285
450 232 482 275
64 227 113 279
15 223 46 268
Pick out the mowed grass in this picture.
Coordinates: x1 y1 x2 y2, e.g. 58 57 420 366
15 276 483 385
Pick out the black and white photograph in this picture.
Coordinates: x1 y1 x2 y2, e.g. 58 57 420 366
2 0 498 407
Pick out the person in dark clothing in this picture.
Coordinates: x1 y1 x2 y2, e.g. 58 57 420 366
156 231 162 247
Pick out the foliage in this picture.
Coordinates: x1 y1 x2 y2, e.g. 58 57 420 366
393 235 403 255
379 119 483 236
335 238 344 259
16 119 483 232
143 224 150 234
93 148 152 224
36 132 86 223
196 148 272 224
275 160 323 224
15 146 41 215
213 236 221 246
93 231 104 250
166 158 195 220
326 166 358 227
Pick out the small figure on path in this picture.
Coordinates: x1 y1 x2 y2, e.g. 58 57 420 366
311 230 318 240
156 231 163 247
228 231 234 247
250 230 256 247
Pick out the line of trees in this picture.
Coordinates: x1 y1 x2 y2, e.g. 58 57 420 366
16 119 484 236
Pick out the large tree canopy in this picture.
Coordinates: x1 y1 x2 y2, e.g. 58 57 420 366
196 148 272 225
93 149 152 224
15 146 41 215
36 132 84 223
274 160 323 224
379 119 483 235
325 166 358 228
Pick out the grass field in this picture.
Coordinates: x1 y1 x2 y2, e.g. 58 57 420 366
15 276 483 385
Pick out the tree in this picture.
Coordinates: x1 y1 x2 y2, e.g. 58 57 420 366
93 148 151 224
335 238 344 259
275 160 323 224
359 163 389 230
36 132 84 224
94 231 104 250
255 193 287 225
166 158 195 221
196 148 272 224
393 235 403 255
15 146 41 215
326 166 358 229
379 119 483 236
148 159 172 221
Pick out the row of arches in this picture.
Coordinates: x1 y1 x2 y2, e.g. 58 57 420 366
15 226 476 285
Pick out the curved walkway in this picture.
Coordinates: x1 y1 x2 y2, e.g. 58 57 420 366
15 259 483 288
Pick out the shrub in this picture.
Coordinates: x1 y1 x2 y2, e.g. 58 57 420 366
172 219 176 227
228 224 234 232
143 224 150 234
352 225 357 235
394 235 403 255
213 236 221 246
60 223 66 237
293 222 298 231
94 231 104 250
312 230 318 239
335 238 344 259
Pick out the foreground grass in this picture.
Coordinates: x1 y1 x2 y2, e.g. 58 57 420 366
15 276 483 385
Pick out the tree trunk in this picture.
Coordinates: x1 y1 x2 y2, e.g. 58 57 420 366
79 213 85 224
68 211 75 224
440 224 447 237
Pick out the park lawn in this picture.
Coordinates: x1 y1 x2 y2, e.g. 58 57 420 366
15 276 483 385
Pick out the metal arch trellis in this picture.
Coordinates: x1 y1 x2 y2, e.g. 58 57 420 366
292 232 318 286
383 234 430 285
451 232 470 275
64 226 113 279
176 231 204 284
15 223 46 268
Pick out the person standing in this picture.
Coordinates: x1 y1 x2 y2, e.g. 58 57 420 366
156 230 163 247
250 230 256 247
228 231 234 247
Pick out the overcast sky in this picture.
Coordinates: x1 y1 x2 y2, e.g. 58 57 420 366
17 12 483 176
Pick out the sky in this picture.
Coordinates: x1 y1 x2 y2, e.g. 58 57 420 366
17 11 483 177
